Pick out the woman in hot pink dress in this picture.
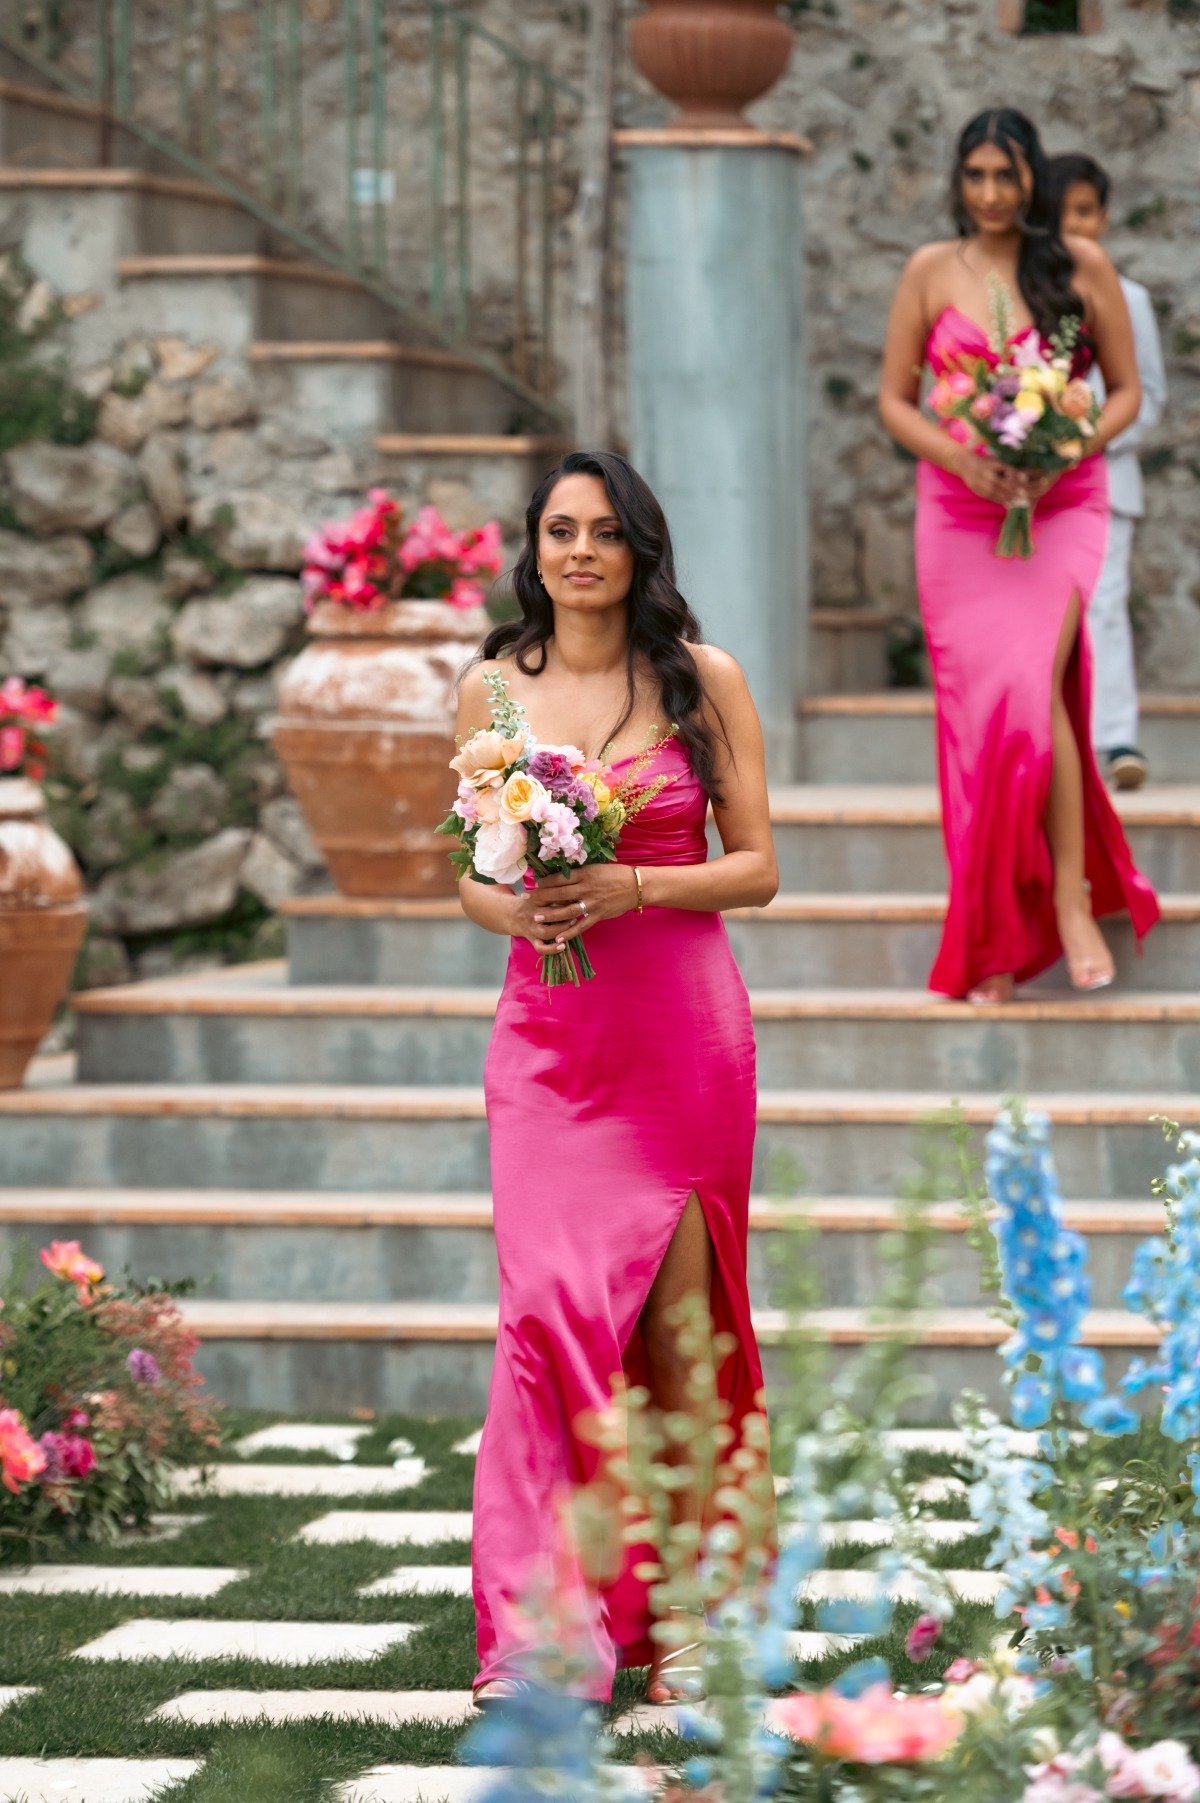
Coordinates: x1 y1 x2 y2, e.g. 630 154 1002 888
453 450 778 1706
879 108 1159 1002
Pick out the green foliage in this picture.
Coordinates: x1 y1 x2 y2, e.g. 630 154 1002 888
1140 445 1176 478
0 266 98 452
1022 0 1080 30
887 617 927 689
1126 196 1168 230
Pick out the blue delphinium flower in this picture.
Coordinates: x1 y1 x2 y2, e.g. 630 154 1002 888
987 1106 1139 1436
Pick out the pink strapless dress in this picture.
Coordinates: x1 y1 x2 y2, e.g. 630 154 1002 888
915 304 1159 997
471 733 766 1701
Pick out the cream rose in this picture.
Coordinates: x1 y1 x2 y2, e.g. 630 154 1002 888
449 728 527 792
499 771 549 824
473 818 528 886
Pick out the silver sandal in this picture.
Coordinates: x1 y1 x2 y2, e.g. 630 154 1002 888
473 1677 536 1711
644 1609 707 1705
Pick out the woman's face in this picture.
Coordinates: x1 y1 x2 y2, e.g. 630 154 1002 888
959 141 1032 237
537 474 636 615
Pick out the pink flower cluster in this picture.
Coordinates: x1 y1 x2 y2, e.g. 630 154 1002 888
0 1407 46 1494
1 675 58 780
771 1683 963 1765
531 792 585 865
38 1429 96 1482
41 1239 105 1307
302 493 503 614
1026 1738 1200 1803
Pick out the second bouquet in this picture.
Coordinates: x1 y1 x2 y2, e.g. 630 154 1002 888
438 672 630 987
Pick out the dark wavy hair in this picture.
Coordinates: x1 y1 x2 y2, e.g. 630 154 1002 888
476 449 727 800
950 108 1084 340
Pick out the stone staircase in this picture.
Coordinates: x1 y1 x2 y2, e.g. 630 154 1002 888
4 683 1198 1418
0 64 565 530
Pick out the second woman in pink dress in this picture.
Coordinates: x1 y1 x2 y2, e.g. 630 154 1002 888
879 107 1159 1002
453 450 778 1707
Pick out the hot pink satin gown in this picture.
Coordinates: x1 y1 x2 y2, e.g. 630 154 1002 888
471 732 766 1701
915 305 1159 997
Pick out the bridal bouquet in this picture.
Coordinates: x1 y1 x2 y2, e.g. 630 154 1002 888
928 279 1101 559
438 672 630 988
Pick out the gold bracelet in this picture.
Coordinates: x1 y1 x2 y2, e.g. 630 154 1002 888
633 866 644 913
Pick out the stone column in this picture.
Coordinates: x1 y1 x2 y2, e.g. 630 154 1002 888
619 5 809 779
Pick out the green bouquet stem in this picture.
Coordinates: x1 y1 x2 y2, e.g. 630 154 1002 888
996 497 1035 559
541 940 597 987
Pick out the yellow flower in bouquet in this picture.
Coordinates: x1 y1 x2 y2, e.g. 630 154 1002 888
577 770 613 810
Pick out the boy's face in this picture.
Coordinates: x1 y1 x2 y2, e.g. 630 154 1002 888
1060 179 1108 241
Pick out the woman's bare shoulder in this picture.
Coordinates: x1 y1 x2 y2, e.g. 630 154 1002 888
688 642 752 706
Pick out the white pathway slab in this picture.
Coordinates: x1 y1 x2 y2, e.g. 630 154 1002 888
153 1689 475 1726
0 1565 245 1598
73 1619 417 1665
787 1630 864 1661
336 1768 661 1803
171 1460 426 1498
388 1436 416 1459
0 1686 37 1714
299 1510 473 1547
452 1429 483 1457
360 1566 474 1598
0 1759 201 1802
234 1423 373 1460
798 1569 1003 1606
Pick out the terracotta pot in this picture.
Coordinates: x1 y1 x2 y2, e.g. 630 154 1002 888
273 599 487 898
0 777 87 1088
629 0 794 129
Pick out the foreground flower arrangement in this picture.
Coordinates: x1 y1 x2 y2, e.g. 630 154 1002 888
0 1239 221 1553
461 1107 1200 1801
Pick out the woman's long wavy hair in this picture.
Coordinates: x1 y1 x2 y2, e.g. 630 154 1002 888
476 449 727 800
950 108 1084 341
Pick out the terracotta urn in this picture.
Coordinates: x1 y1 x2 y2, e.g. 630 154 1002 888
629 0 794 130
273 599 487 898
0 777 87 1088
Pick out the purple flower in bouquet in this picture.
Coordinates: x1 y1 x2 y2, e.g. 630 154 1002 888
526 749 580 794
565 779 599 822
128 1347 162 1385
997 410 1032 450
993 374 1021 400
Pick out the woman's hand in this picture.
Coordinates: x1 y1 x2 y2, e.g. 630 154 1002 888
951 444 1026 505
512 864 639 954
1022 467 1066 504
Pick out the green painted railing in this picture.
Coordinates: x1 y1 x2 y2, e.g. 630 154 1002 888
0 0 582 414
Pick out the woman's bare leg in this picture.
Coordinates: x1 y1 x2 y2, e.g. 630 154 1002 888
639 1193 713 1700
1046 593 1114 989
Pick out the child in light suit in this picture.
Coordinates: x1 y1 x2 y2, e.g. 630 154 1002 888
1048 153 1167 791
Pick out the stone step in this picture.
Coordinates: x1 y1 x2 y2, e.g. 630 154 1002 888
765 784 1200 891
0 166 264 305
178 1297 1154 1416
0 1190 1162 1311
73 968 1200 1092
1 1078 1188 1196
114 252 402 349
0 72 181 175
248 339 518 437
281 891 1200 992
0 1761 203 1803
801 693 1200 784
808 607 893 691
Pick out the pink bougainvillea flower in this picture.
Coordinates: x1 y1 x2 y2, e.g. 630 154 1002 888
905 1613 942 1663
38 1430 96 1482
40 1240 104 1290
0 1408 47 1494
457 519 504 577
0 724 25 771
448 576 486 611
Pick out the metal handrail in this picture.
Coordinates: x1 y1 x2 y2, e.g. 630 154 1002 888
0 0 583 417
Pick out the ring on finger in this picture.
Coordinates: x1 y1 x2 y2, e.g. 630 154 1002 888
577 899 588 920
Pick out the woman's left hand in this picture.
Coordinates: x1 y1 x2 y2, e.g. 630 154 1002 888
530 865 640 946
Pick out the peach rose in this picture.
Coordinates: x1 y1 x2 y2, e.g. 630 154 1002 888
1061 378 1094 421
449 728 527 792
499 771 549 824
